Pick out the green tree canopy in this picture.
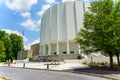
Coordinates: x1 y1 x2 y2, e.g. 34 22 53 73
0 40 6 61
75 0 120 68
0 30 24 61
10 33 24 59
0 30 13 60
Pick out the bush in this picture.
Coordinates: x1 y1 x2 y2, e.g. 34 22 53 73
29 57 32 62
82 62 87 65
100 62 106 65
77 55 82 59
85 61 120 70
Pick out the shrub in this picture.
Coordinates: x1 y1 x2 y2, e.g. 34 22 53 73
82 62 87 65
29 57 32 62
77 55 82 59
0 76 12 80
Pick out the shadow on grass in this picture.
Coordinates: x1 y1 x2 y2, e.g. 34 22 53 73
72 68 120 75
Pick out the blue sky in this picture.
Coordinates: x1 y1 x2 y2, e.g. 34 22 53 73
0 0 92 50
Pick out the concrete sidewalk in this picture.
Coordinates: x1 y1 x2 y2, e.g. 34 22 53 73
1 56 117 70
0 60 89 70
0 59 89 70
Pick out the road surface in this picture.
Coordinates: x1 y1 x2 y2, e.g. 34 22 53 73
0 67 108 80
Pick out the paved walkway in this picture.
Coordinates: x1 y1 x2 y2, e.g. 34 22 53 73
0 61 89 70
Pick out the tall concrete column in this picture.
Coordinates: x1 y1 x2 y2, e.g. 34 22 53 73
57 42 59 54
74 1 78 35
48 43 51 55
67 40 70 54
57 4 59 55
43 45 45 56
39 46 42 56
78 45 81 54
20 51 22 60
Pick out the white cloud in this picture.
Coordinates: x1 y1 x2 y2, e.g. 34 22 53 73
24 45 30 50
1 29 28 42
37 4 51 17
5 0 38 12
20 12 31 18
62 0 90 2
24 38 40 50
62 0 75 2
31 38 40 45
45 0 56 4
20 19 39 31
37 19 41 25
0 0 4 5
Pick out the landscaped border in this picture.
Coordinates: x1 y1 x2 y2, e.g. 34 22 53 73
0 76 12 80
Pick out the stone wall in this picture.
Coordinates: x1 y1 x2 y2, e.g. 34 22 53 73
36 54 81 62
17 50 33 60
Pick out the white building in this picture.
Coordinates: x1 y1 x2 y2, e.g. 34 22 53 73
40 1 89 56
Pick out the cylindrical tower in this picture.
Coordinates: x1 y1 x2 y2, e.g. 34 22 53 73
40 1 89 56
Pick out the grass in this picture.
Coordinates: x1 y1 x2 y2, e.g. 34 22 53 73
83 61 120 70
0 76 12 80
45 62 60 65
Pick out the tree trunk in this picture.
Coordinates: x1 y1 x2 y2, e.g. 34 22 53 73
108 53 114 68
115 53 120 66
117 55 120 66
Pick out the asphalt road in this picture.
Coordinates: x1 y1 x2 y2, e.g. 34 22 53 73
0 67 108 80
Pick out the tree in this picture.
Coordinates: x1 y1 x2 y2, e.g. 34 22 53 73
0 30 14 60
75 0 120 68
0 40 6 61
9 34 24 60
112 1 120 66
0 30 24 60
4 38 14 60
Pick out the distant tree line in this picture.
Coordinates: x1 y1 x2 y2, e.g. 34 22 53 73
0 30 24 62
75 0 120 68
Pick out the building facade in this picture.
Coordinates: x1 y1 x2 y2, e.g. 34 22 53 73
17 43 39 60
17 50 33 60
40 1 89 56
31 43 40 57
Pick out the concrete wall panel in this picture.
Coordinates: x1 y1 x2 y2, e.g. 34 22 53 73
40 1 89 56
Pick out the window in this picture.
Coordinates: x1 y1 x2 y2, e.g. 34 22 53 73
54 52 56 54
63 51 66 54
70 51 74 54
